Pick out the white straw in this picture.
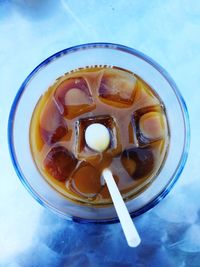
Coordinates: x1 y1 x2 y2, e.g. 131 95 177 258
103 169 141 247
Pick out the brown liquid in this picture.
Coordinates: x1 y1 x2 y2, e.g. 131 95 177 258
30 66 169 205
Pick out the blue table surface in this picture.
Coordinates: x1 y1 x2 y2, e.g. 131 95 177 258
0 1 200 266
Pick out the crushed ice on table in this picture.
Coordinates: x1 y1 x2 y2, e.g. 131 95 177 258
177 224 200 253
153 187 198 224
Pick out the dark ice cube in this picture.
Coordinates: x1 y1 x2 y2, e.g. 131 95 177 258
43 146 77 181
121 147 154 179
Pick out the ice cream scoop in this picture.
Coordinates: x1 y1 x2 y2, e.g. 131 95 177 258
85 123 110 152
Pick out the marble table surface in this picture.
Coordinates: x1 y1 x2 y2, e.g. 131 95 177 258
0 1 200 266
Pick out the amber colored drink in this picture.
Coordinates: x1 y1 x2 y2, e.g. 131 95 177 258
30 66 169 205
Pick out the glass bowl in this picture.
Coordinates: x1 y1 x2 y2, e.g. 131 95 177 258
8 43 190 222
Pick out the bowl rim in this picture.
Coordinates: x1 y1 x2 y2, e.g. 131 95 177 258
7 42 190 223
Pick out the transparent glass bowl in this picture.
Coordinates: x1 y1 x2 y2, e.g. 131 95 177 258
8 43 190 222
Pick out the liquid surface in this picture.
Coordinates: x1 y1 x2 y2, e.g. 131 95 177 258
30 66 169 205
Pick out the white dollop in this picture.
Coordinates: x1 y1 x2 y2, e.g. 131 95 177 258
85 123 110 152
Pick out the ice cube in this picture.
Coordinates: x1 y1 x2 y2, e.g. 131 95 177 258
75 115 122 161
139 111 166 141
40 99 67 144
69 161 102 198
54 77 95 119
99 68 136 106
121 147 154 179
131 106 166 145
65 88 91 106
132 79 160 111
43 146 77 181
